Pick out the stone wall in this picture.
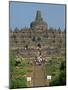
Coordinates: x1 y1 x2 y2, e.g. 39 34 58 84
9 10 65 58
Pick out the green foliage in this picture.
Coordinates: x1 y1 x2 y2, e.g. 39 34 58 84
10 77 27 89
46 60 60 76
10 52 28 89
10 51 33 89
10 51 16 72
49 58 66 86
19 57 32 67
13 68 27 75
45 56 66 86
46 57 61 75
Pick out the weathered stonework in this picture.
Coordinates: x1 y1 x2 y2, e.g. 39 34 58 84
30 10 48 30
10 10 65 58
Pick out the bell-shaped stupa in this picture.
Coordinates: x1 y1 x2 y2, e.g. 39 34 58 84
30 10 48 30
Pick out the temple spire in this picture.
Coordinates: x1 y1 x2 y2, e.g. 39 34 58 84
30 10 48 30
35 10 43 21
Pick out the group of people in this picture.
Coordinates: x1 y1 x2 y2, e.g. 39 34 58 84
35 55 44 65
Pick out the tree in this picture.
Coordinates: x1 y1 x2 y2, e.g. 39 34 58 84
50 60 66 86
10 51 27 89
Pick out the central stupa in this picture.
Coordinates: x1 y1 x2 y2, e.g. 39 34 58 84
30 10 48 30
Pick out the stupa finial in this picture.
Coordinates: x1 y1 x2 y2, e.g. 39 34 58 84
35 10 43 21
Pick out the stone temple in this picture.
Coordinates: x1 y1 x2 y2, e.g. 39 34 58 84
30 10 48 30
10 10 65 59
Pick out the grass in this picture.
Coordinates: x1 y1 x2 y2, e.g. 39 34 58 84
10 50 65 88
45 56 65 81
10 51 33 89
10 77 27 89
